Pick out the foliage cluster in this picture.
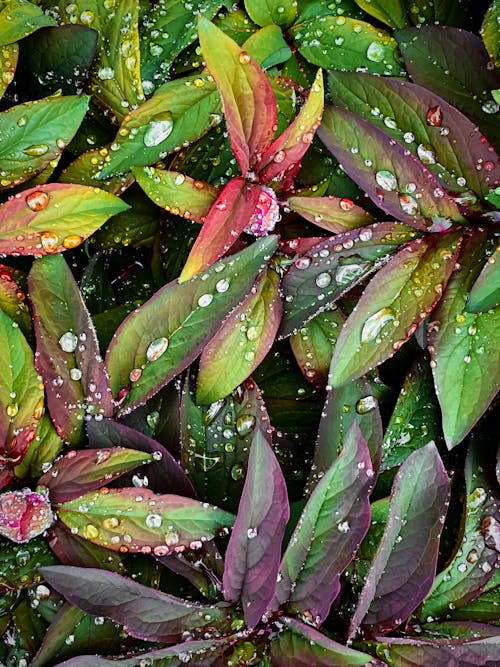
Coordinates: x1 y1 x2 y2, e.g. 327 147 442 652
0 0 499 665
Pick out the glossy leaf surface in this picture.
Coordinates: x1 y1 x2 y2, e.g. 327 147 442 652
0 43 17 100
56 488 234 554
29 254 114 445
244 0 297 27
223 429 288 627
349 442 450 637
106 235 278 415
0 0 56 46
287 194 374 234
466 242 500 312
429 232 500 448
482 0 500 66
330 232 462 387
40 566 229 642
196 267 282 403
0 183 128 255
198 16 277 175
319 106 464 230
354 0 408 28
274 422 374 623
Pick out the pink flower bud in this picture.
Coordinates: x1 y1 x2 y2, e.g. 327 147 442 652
0 488 54 543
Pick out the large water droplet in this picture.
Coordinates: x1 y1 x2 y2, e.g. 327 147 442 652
146 337 168 362
145 513 162 528
361 307 396 342
399 193 418 215
216 279 229 293
143 112 174 147
356 396 378 414
40 231 59 253
335 263 366 285
83 524 99 539
23 144 49 157
426 105 442 126
417 144 436 164
295 257 311 270
198 293 213 307
236 414 256 436
246 326 259 341
98 67 114 80
164 530 179 546
69 368 82 381
59 331 78 353
315 272 332 288
26 190 49 211
375 170 397 191
366 42 385 62
62 235 83 249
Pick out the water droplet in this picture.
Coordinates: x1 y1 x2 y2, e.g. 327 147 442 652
164 530 180 546
129 368 142 382
143 112 174 147
337 521 350 532
236 414 256 436
295 257 311 269
215 278 230 293
247 527 257 539
366 42 385 62
198 293 213 307
273 150 286 163
383 116 397 129
339 198 354 211
399 193 418 215
417 144 436 164
146 337 168 362
26 191 49 211
361 308 396 342
59 331 78 353
145 513 162 528
335 263 366 285
23 144 49 157
356 396 378 414
246 326 259 341
426 106 442 126
40 231 59 253
174 173 185 185
239 51 251 64
231 464 245 480
98 67 114 80
62 235 84 249
69 368 82 381
482 99 499 114
403 132 414 143
375 170 397 191
6 403 18 417
103 517 119 529
83 524 99 539
315 272 331 288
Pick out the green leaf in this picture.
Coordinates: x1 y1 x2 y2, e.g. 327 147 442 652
58 149 133 194
466 241 500 312
354 0 409 28
243 24 292 69
287 194 374 234
0 95 89 189
58 0 143 122
429 232 500 448
482 1 500 66
0 183 129 255
132 166 218 223
198 16 277 175
196 267 282 404
0 310 43 488
349 442 450 637
404 0 474 26
289 14 402 75
105 235 278 415
330 232 462 388
13 412 62 479
0 0 56 46
0 265 31 337
56 488 234 554
0 536 56 592
244 0 296 27
28 254 114 445
98 72 221 178
0 43 17 100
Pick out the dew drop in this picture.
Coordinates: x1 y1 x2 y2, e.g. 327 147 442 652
59 331 78 353
6 403 18 417
356 396 378 414
361 308 396 342
273 150 286 163
98 67 114 80
146 337 169 362
198 293 213 307
145 513 162 528
482 99 499 114
426 105 443 126
399 193 418 215
165 530 180 546
375 170 397 191
236 414 256 436
215 278 230 293
26 190 49 211
339 198 354 211
315 272 332 288
23 144 49 157
62 235 84 249
143 112 174 147
294 257 311 270
231 464 245 480
69 368 82 381
335 263 365 285
239 51 251 64
83 524 99 539
417 144 436 164
129 368 142 382
366 42 385 62
246 326 259 341
247 527 257 539
40 231 59 253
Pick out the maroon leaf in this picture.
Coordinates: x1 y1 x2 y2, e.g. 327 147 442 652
40 566 231 642
47 521 123 572
38 447 154 504
349 442 450 638
86 419 196 498
223 428 289 627
0 488 53 543
29 254 114 445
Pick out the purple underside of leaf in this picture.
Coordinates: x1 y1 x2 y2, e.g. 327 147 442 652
349 442 450 639
86 418 196 498
179 177 261 281
318 106 464 230
223 428 289 627
198 17 277 175
39 566 227 643
273 422 374 624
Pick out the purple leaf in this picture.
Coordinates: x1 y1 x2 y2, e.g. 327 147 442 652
273 422 374 624
270 617 386 667
349 442 450 638
38 447 154 504
47 522 123 572
223 428 289 627
86 419 196 498
318 106 464 230
39 566 230 643
29 254 114 445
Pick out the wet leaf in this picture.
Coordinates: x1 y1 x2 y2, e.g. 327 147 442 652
482 0 500 66
0 488 54 543
396 26 500 146
133 166 218 223
196 267 282 403
58 149 133 194
0 0 56 46
181 375 269 513
287 194 374 234
0 43 17 100
421 438 500 621
0 264 31 336
13 412 62 479
429 232 500 448
98 72 221 178
330 232 462 388
0 94 89 189
40 566 230 642
255 69 324 185
223 429 288 627
447 573 500 623
106 235 278 415
29 254 114 445
39 448 153 504
319 106 465 230
349 442 450 638
273 422 374 624
198 16 277 175
328 71 500 199
0 536 55 592
279 222 420 339
354 0 408 29
56 488 234 555
0 183 129 255
270 616 385 667
179 178 261 281
466 241 500 312
58 0 143 122
289 13 402 75
243 24 292 69
244 0 297 28
0 310 43 488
